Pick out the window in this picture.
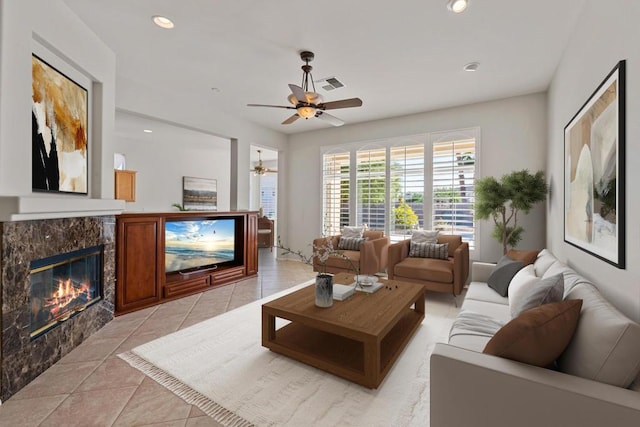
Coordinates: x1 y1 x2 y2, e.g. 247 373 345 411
431 136 476 249
320 129 478 251
322 151 350 235
390 144 425 241
356 148 386 230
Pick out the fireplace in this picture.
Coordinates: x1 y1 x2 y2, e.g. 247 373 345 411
29 245 103 339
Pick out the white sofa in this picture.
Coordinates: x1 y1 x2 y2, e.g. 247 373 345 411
430 249 640 427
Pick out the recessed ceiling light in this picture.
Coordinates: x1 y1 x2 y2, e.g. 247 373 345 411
463 62 480 72
143 129 153 133
447 0 468 13
152 15 174 29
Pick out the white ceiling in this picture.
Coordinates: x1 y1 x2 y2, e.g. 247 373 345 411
62 0 586 135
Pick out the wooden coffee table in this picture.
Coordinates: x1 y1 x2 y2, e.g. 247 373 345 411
262 273 425 388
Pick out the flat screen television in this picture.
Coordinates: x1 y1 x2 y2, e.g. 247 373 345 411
165 218 238 273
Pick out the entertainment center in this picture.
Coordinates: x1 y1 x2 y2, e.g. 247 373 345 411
116 211 258 314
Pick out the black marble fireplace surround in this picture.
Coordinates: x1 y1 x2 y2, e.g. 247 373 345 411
0 216 116 401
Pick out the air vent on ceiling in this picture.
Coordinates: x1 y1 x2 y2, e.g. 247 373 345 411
315 76 345 92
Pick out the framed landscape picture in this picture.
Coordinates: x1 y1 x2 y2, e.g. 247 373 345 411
32 54 88 194
183 177 217 211
564 60 625 268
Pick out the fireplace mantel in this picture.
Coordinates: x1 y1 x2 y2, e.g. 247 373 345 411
0 196 125 221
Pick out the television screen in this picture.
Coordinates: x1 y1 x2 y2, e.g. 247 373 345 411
165 218 236 273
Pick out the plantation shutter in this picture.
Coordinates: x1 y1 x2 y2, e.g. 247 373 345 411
322 151 350 235
432 138 476 249
390 144 425 241
356 148 387 231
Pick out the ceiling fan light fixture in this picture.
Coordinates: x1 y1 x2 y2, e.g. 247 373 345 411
297 106 316 119
447 0 468 13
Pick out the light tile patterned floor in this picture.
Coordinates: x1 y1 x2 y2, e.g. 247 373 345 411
0 250 315 427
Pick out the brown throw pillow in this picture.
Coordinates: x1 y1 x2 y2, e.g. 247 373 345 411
506 249 540 266
483 299 583 367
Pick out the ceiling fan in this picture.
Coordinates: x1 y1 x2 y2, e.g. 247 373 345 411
251 150 277 175
247 51 363 126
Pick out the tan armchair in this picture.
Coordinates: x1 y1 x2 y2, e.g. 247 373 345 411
388 234 469 296
313 230 390 276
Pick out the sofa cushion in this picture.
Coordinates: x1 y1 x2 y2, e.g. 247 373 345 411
411 229 439 244
325 250 360 269
363 230 384 240
437 234 462 256
487 255 524 297
483 299 583 367
337 236 366 251
559 283 640 388
506 249 539 266
409 242 448 259
465 282 509 306
394 257 452 283
533 248 557 276
541 260 592 296
341 226 364 238
460 299 512 325
512 273 564 317
507 264 538 317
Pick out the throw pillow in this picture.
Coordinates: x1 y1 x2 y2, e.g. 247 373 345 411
512 273 564 317
337 236 366 251
559 283 640 388
487 255 524 297
341 226 364 239
506 249 539 266
410 229 439 244
409 242 449 259
483 299 583 367
507 264 539 317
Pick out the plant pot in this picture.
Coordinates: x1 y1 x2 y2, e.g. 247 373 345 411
315 273 333 308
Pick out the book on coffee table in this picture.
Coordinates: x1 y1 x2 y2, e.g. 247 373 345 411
355 281 384 294
333 284 356 300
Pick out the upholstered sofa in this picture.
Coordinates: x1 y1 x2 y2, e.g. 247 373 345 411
312 230 389 276
387 234 469 296
430 249 640 427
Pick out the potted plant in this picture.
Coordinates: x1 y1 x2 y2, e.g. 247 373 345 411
475 169 548 255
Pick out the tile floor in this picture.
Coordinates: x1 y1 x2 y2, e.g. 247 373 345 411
0 249 316 427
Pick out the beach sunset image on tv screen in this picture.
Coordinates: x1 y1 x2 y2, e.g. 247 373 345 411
165 219 235 273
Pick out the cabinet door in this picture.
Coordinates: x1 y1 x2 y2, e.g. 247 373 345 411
116 217 162 313
246 213 258 276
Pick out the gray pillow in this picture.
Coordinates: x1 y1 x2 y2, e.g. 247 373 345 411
337 236 366 251
487 255 524 297
512 273 564 317
409 242 449 259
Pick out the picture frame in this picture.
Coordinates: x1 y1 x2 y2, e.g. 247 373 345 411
183 177 218 211
564 60 625 268
32 54 89 194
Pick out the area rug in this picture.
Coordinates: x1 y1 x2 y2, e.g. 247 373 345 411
119 282 457 427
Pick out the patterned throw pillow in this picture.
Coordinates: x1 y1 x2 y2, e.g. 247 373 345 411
338 236 367 251
409 242 449 259
341 226 364 239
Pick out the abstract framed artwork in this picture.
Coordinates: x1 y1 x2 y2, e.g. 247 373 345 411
183 177 218 211
32 54 88 194
564 60 625 268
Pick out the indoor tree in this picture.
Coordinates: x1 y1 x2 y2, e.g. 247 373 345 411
475 169 548 255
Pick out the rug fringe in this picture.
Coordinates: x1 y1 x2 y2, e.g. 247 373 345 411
119 351 254 427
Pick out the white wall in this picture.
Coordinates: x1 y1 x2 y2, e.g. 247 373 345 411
546 0 640 321
114 111 231 212
283 93 548 263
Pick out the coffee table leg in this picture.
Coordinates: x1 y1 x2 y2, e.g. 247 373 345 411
415 293 425 315
363 339 381 388
262 309 276 346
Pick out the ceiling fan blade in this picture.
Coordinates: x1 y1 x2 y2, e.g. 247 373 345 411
282 114 300 125
247 103 295 109
316 111 344 127
288 84 306 103
319 98 363 110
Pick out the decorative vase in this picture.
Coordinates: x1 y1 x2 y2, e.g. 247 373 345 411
315 273 333 307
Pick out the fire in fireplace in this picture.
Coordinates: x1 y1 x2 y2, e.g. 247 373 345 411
29 245 103 339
